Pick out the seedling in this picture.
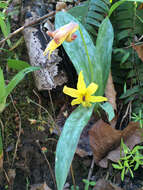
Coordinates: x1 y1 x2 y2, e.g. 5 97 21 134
112 139 143 181
132 110 143 128
82 179 96 190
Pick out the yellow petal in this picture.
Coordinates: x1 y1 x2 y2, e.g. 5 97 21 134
71 98 81 106
43 40 59 57
82 101 91 107
87 83 98 95
77 71 86 91
63 86 79 98
89 96 108 103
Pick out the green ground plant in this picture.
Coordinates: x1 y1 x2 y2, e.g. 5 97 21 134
132 110 143 128
0 0 11 47
112 139 143 181
70 179 96 190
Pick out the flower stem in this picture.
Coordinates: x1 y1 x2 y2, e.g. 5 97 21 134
79 27 93 82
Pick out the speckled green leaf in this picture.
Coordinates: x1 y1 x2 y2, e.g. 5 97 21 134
55 12 113 95
55 12 113 190
95 17 114 94
55 105 94 190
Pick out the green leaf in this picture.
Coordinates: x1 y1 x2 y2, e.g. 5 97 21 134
108 0 126 17
120 86 141 99
0 17 11 47
95 17 114 93
0 67 5 101
0 2 8 8
112 163 123 170
129 168 134 178
100 102 115 121
55 11 98 86
89 181 96 186
68 1 89 24
55 12 113 96
55 105 94 190
7 59 30 71
121 168 125 181
5 66 40 98
134 162 140 170
109 0 143 17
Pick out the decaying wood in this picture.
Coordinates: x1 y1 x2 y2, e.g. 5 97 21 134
22 0 67 90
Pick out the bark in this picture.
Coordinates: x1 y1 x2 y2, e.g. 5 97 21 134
22 0 67 90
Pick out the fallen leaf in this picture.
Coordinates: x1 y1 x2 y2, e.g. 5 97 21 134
105 71 117 111
30 182 51 190
89 119 121 167
93 179 124 190
132 43 143 62
89 119 143 168
8 169 16 185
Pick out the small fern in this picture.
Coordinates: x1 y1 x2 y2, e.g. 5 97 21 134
68 0 110 38
111 1 143 114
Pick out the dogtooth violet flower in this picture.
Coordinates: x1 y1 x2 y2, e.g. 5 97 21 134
43 22 79 59
63 71 108 107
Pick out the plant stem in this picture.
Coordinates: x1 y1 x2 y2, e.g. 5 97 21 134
79 27 93 82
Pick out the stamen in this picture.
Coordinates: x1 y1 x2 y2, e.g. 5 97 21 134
82 96 86 101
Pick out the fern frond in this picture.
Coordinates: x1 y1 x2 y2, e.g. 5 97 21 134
111 2 143 44
111 1 143 114
68 0 110 37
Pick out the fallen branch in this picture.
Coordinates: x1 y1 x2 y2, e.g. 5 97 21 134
0 11 55 46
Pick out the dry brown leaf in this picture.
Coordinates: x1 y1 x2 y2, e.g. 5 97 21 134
105 71 117 111
30 182 51 190
132 43 143 62
89 119 143 168
89 119 121 167
93 179 124 190
8 169 16 185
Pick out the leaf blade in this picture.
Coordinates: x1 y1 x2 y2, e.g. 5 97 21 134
55 105 94 190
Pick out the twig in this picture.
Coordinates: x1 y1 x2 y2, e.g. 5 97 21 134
3 169 10 184
48 90 56 120
10 95 22 168
119 101 132 130
0 119 4 140
70 164 76 190
36 140 57 190
0 11 55 46
87 158 95 181
33 90 42 120
26 96 61 136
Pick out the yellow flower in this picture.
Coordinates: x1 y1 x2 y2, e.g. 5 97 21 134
63 71 107 107
43 22 79 59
